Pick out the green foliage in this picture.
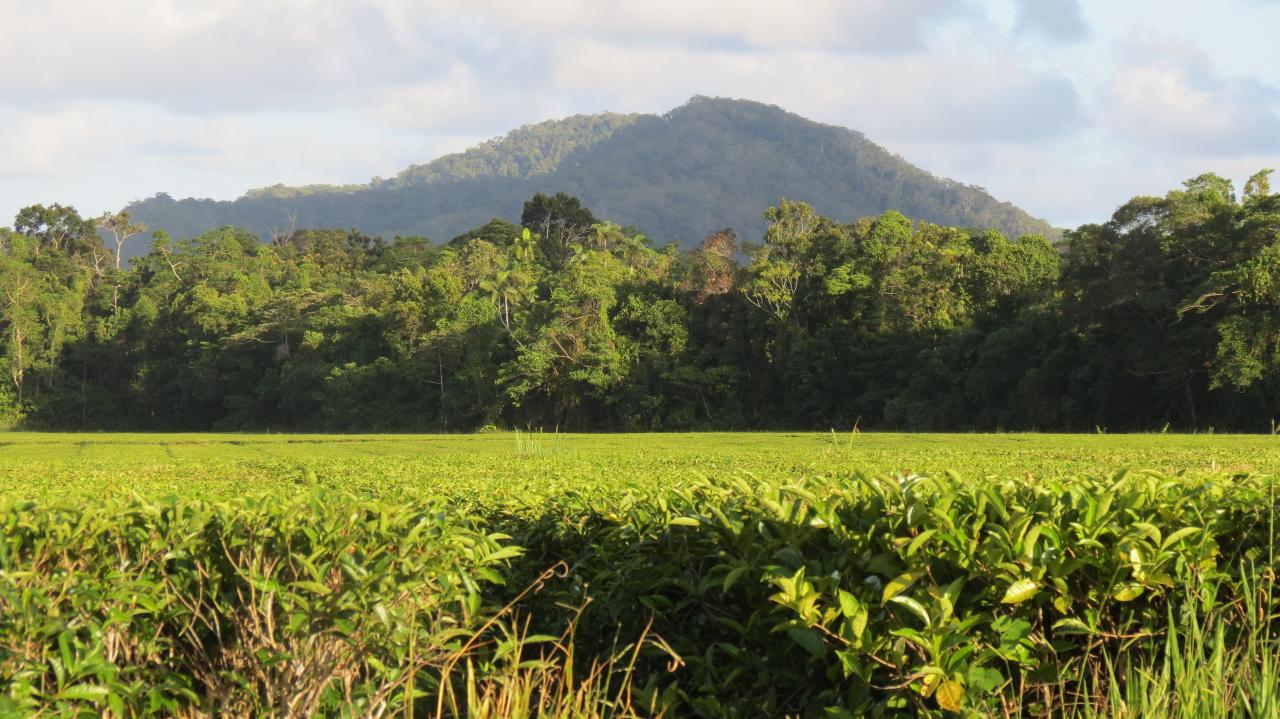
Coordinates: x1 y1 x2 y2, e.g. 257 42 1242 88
501 464 1278 717
12 203 97 256
390 113 641 186
7 166 1280 432
1 433 1278 716
521 192 599 270
0 487 516 717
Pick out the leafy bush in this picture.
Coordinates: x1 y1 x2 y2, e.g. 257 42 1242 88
1 466 1277 717
0 489 517 717
493 469 1280 717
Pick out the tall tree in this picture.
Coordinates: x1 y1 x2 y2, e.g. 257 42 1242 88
13 204 95 256
520 192 597 270
96 210 148 270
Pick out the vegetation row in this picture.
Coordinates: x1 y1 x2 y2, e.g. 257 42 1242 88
1 169 1279 433
4 468 1278 717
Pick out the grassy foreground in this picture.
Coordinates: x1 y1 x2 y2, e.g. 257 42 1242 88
2 433 1279 717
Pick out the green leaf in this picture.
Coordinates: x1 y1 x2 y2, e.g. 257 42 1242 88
668 516 700 527
837 590 861 619
1000 579 1039 605
1052 618 1093 635
292 581 331 596
906 529 939 557
57 685 111 703
881 570 922 603
1112 583 1145 602
847 610 868 642
887 595 930 626
966 666 1004 692
786 627 826 657
722 566 746 593
486 545 524 561
1132 522 1161 544
1022 525 1043 559
1161 526 1201 549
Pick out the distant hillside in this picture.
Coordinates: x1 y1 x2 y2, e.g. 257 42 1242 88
125 97 1057 252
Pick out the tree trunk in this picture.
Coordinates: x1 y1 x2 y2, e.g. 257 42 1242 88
1185 381 1198 430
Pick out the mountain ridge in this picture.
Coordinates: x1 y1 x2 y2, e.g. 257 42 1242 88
125 97 1057 251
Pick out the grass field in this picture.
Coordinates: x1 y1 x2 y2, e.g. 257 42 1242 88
3 432 1279 717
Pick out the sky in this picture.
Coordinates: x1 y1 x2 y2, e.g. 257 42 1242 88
1 0 1278 231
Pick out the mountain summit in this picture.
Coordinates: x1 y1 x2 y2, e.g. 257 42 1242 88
126 97 1056 248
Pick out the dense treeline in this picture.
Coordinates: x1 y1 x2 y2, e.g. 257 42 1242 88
2 170 1278 432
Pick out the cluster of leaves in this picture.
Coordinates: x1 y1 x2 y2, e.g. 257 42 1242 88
0 488 518 717
2 464 1276 717
489 469 1279 717
2 168 1279 432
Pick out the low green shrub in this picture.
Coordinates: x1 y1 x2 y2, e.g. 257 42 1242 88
496 470 1280 717
1 469 1277 717
0 489 516 717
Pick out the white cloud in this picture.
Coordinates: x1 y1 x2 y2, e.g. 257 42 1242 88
1013 0 1089 42
0 1 986 115
1103 35 1280 156
894 130 1280 230
387 0 979 53
374 64 571 135
0 102 419 223
0 104 116 179
0 0 454 112
2 0 1280 232
552 41 1084 144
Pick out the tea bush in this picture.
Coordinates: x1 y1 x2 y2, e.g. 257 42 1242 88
1 433 1279 716
0 489 516 717
500 470 1279 716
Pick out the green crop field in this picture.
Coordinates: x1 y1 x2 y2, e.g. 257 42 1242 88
4 431 1279 501
3 433 1280 718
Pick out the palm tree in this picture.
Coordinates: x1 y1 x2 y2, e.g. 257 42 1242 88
479 268 531 331
510 227 538 265
614 233 651 270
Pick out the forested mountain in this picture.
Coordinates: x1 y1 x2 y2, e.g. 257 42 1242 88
124 97 1055 253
